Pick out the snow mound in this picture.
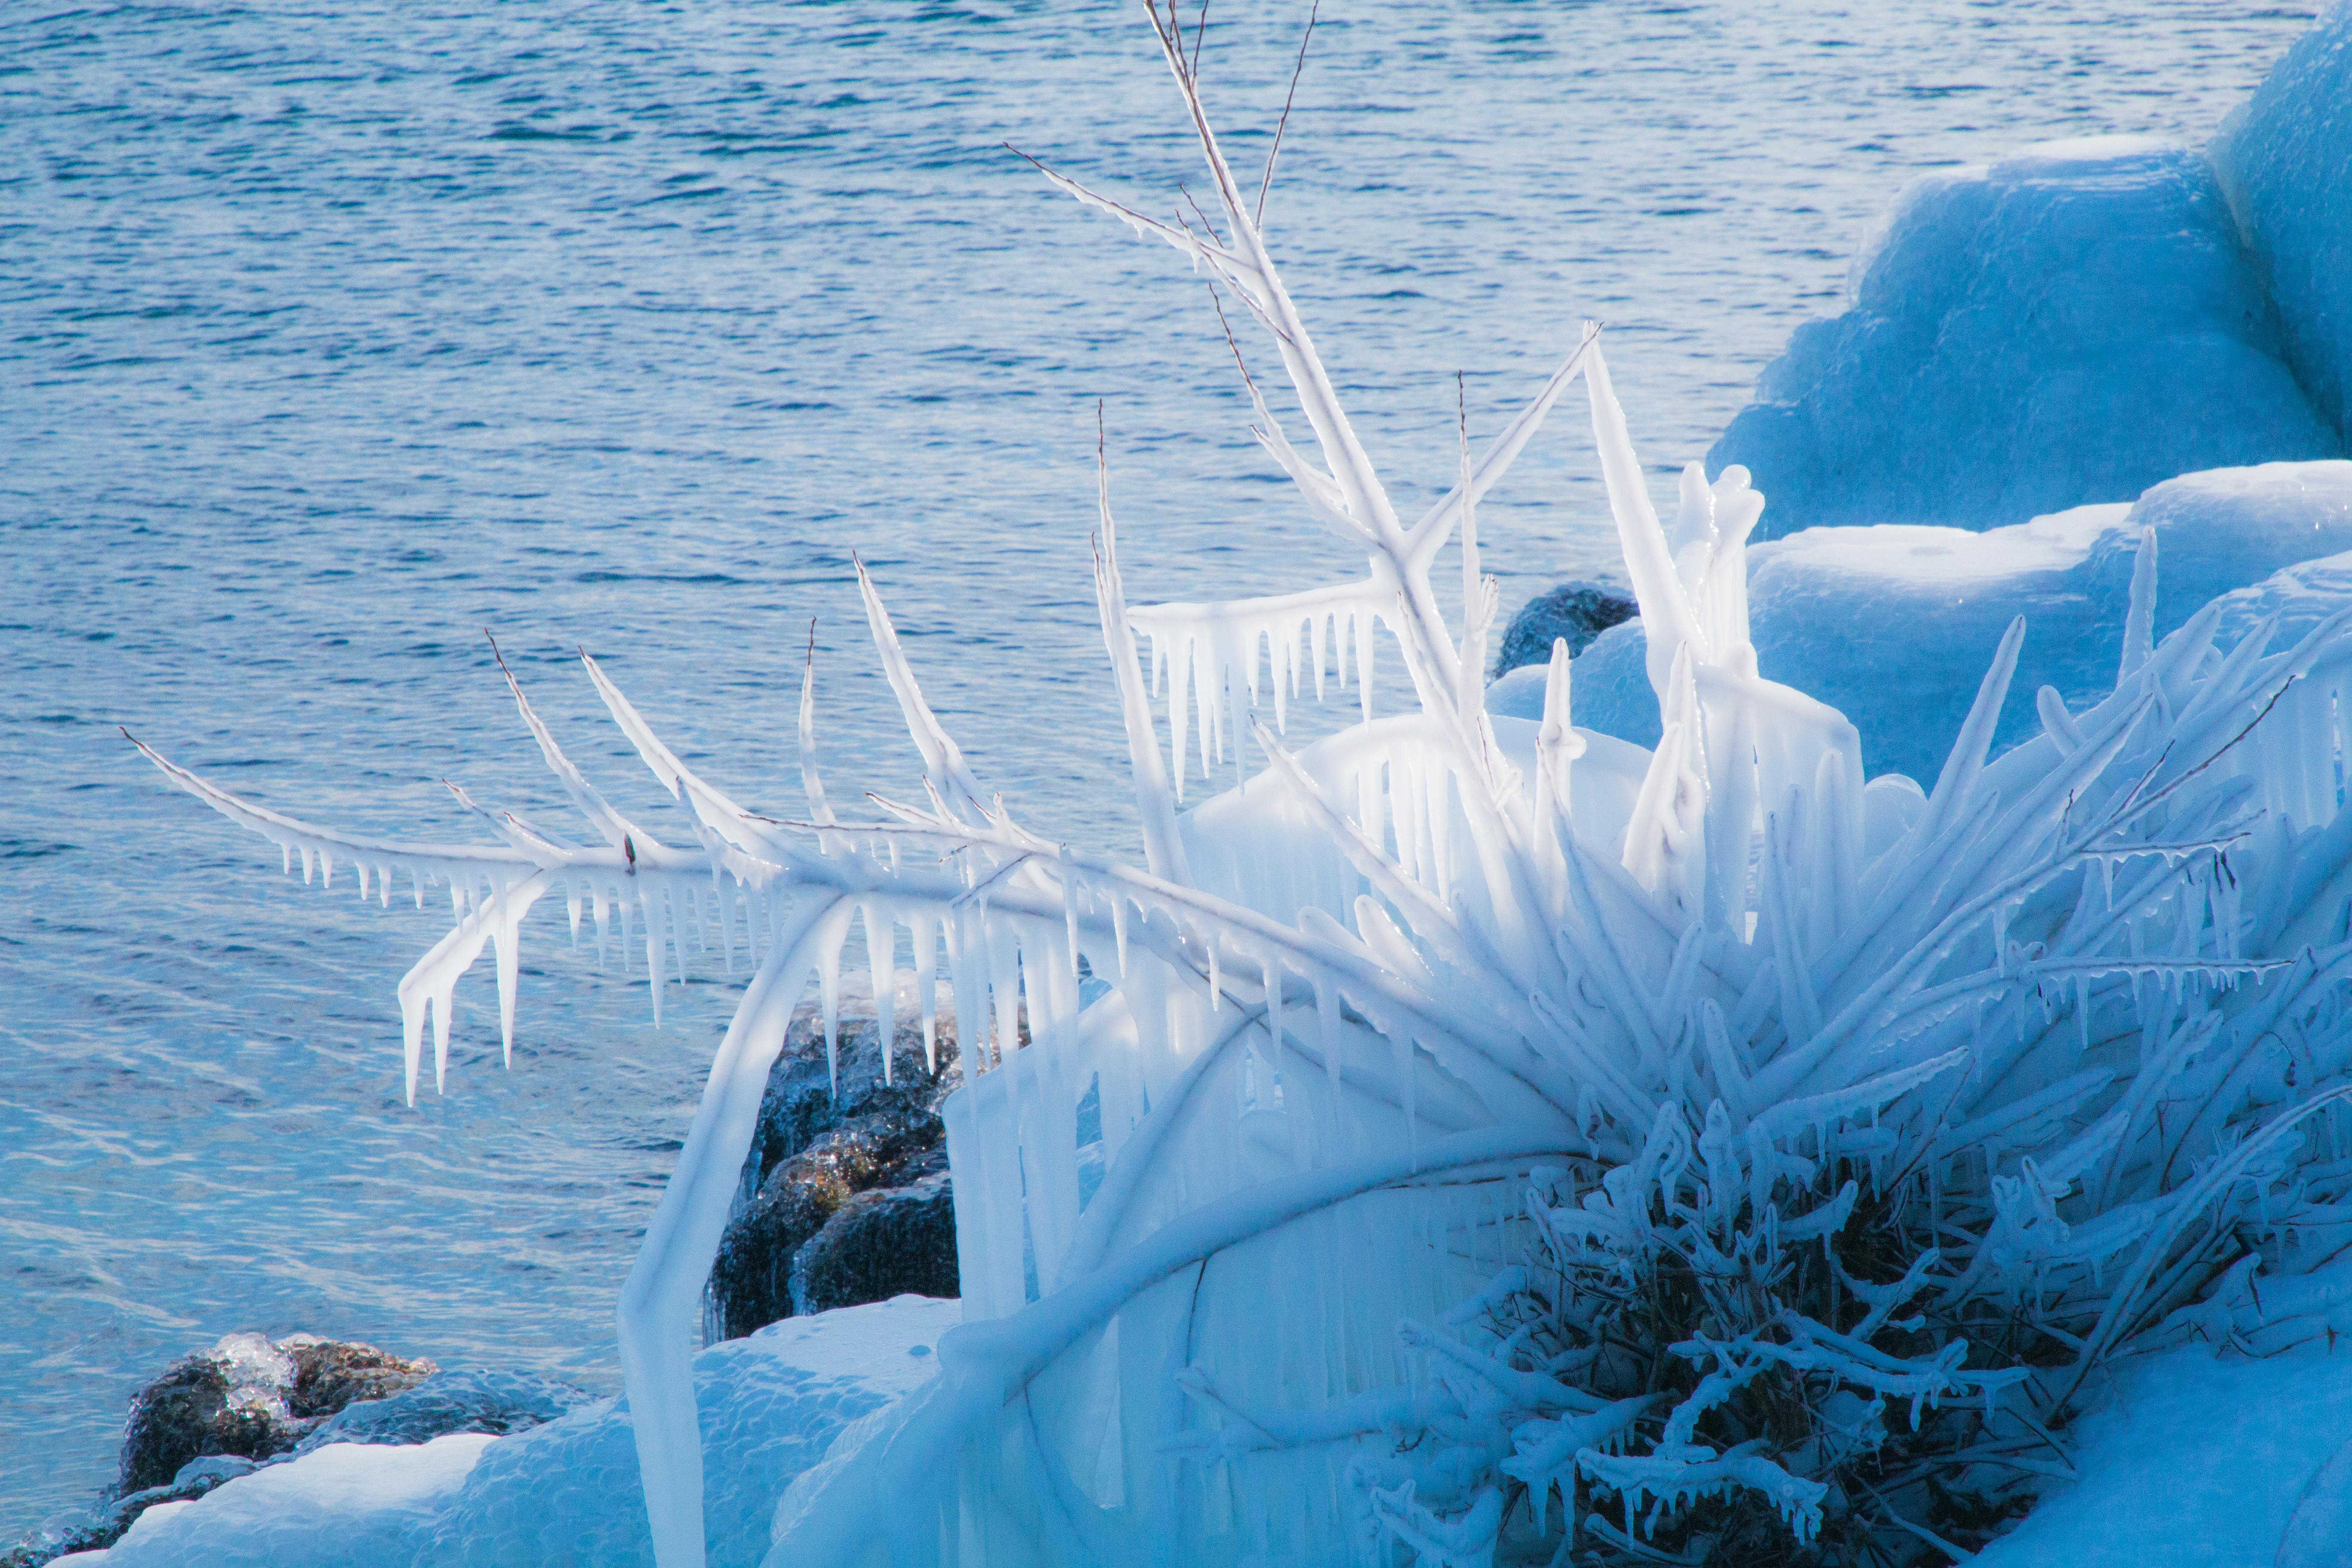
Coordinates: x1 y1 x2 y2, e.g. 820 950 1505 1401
418 1297 955 1568
1976 1341 2352 1568
77 1433 493 1568
1539 460 2352 782
2213 2 2352 444
65 1298 958 1568
1709 136 2337 539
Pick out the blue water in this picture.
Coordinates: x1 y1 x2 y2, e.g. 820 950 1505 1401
0 0 2314 1531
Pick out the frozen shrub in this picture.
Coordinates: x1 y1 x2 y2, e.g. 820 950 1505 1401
134 9 2352 1567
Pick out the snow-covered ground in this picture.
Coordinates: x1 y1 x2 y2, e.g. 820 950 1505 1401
54 1290 2352 1568
1979 1341 2352 1568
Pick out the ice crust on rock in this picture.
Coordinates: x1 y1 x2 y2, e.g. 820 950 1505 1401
1710 135 2338 538
289 1369 595 1455
1547 460 2352 781
2212 2 2352 444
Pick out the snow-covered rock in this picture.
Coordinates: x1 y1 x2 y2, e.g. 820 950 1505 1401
2213 2 2352 445
1709 136 2338 539
61 1298 959 1568
1537 460 2352 784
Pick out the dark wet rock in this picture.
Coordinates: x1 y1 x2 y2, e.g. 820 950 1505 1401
790 1165 959 1316
117 1348 283 1495
709 995 962 1340
1493 580 1639 677
118 1331 432 1494
291 1368 595 1455
286 1336 438 1418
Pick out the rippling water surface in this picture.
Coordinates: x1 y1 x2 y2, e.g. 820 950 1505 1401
0 0 2314 1529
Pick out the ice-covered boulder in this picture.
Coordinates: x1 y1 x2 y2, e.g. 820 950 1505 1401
1527 460 2352 784
1709 136 2338 539
2212 3 2352 445
288 1369 594 1456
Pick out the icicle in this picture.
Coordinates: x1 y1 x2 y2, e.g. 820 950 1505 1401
1307 970 1340 1095
641 883 665 1028
493 880 520 1069
865 901 896 1088
1060 850 1084 985
2119 524 2158 684
820 908 848 1097
618 882 634 978
914 911 940 1076
713 871 735 978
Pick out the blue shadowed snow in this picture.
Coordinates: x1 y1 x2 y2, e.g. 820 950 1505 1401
1710 137 2340 539
2213 3 2352 445
1974 1338 2352 1568
1532 461 2352 784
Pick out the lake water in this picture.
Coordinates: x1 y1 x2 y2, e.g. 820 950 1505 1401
0 0 2315 1532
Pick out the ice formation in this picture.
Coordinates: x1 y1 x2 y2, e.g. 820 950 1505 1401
132 7 2352 1566
1550 460 2352 781
1709 135 2340 539
2213 1 2352 446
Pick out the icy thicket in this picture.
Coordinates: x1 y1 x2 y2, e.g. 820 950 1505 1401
1709 136 2336 539
135 6 2352 1566
2213 3 2352 446
1554 461 2352 781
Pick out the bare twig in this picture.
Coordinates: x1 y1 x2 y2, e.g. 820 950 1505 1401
1256 0 1320 227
